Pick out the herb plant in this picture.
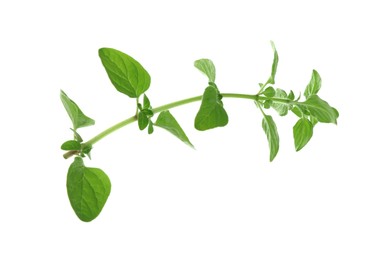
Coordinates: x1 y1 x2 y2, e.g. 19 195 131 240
61 42 339 222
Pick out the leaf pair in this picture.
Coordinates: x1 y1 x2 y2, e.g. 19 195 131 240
194 59 228 131
137 94 154 133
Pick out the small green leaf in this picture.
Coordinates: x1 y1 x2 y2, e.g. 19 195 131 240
194 59 216 83
304 70 321 98
82 144 93 159
148 120 154 134
143 94 151 109
98 48 151 98
263 99 272 109
195 86 229 131
291 106 303 117
155 110 193 148
67 157 111 222
60 90 95 130
138 111 149 130
267 41 279 85
262 86 275 97
70 128 83 142
300 95 339 124
293 118 313 151
262 115 279 162
61 140 81 151
142 109 154 117
271 88 289 116
288 90 295 101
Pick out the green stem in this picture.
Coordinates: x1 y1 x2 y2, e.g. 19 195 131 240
63 93 258 159
256 95 297 105
254 99 266 117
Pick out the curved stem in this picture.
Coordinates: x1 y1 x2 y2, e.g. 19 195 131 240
63 93 257 159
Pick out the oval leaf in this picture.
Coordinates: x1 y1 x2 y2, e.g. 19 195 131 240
271 88 289 116
99 48 151 98
67 157 111 222
148 120 154 134
304 70 321 98
61 140 81 151
60 90 95 130
194 59 216 83
155 110 193 148
138 111 149 130
293 118 313 151
300 95 338 124
262 115 279 162
262 86 276 97
195 86 228 131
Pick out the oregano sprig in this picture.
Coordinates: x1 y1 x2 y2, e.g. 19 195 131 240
60 42 339 221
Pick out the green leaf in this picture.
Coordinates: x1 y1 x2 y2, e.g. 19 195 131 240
142 109 154 117
60 90 95 130
262 86 276 97
300 95 339 124
155 110 193 148
98 48 151 98
194 59 216 83
262 115 279 162
195 86 229 131
291 106 303 117
293 118 313 151
148 120 154 134
267 41 279 85
67 157 111 222
138 111 149 130
70 128 83 142
304 70 321 98
271 88 289 116
61 140 81 151
82 144 93 159
263 99 272 109
143 94 151 109
288 90 295 101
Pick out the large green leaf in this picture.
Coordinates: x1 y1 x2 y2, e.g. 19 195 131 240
267 41 279 85
293 118 313 151
262 115 279 162
67 157 111 222
155 110 194 148
60 90 95 130
195 86 228 131
304 70 321 98
271 88 289 116
99 48 151 98
194 59 216 83
300 95 338 124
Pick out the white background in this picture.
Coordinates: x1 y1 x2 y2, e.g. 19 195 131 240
1 0 383 259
